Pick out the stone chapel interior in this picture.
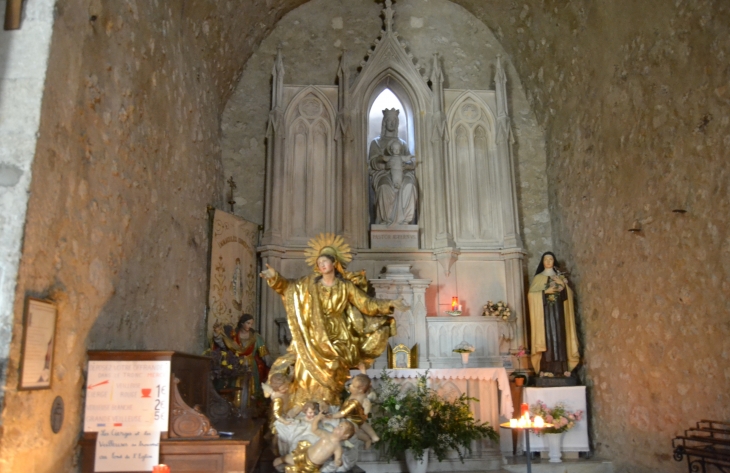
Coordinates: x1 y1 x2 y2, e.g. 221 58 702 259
0 1 727 473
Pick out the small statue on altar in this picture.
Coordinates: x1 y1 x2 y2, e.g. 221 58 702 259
208 314 270 402
328 374 380 449
527 252 580 375
273 413 356 473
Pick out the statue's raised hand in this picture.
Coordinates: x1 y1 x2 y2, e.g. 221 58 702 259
392 297 410 312
259 263 276 280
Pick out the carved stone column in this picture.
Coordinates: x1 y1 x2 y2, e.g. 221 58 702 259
262 48 285 246
370 264 431 369
258 246 286 356
428 53 454 250
494 55 522 249
503 248 527 351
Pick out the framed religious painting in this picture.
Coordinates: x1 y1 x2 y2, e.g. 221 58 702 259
19 297 58 390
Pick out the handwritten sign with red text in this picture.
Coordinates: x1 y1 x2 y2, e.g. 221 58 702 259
84 361 170 433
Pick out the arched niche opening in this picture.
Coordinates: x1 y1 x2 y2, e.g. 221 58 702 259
366 79 416 224
367 86 413 152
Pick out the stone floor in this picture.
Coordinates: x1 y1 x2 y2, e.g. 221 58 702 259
502 456 614 473
253 447 613 473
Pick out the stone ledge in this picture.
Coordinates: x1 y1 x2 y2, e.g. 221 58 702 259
502 458 614 473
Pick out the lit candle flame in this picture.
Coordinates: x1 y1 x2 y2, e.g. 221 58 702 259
534 416 544 428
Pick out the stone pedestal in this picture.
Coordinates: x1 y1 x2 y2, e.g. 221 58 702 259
535 376 578 387
370 264 430 369
370 224 419 249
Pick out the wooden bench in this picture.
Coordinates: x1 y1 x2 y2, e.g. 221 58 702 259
672 420 730 473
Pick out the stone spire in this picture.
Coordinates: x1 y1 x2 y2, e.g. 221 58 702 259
495 54 510 144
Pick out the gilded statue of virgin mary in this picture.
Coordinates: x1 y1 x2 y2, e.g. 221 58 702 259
260 233 408 409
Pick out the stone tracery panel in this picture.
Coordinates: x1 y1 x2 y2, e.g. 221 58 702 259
446 95 503 247
283 91 335 243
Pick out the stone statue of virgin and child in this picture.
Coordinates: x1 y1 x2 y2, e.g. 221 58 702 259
368 108 418 226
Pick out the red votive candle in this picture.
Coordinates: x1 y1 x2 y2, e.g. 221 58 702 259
520 403 529 417
152 465 170 473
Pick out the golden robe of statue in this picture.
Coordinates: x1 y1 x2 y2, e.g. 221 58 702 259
262 234 402 409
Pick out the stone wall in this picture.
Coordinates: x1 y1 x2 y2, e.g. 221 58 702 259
221 0 553 272
0 0 56 420
454 1 730 472
3 0 727 471
0 0 303 471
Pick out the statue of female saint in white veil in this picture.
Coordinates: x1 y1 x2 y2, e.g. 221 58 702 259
368 109 418 225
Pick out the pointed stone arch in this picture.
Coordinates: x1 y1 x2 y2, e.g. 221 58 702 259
281 86 337 244
445 91 503 247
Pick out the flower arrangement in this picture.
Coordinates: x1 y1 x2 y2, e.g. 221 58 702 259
372 370 498 462
529 400 583 434
452 341 475 354
482 300 512 320
512 346 527 376
545 272 568 304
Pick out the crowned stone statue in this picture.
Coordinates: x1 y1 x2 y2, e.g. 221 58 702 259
368 109 418 226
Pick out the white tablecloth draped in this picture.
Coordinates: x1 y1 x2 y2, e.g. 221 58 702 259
521 386 589 452
361 367 513 420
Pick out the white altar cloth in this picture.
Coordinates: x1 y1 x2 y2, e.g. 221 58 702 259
361 368 513 420
521 386 589 452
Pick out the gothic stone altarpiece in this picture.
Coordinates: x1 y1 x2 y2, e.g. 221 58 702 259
258 1 526 374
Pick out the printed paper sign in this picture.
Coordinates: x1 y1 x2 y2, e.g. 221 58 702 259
20 299 57 389
84 361 171 432
94 428 160 472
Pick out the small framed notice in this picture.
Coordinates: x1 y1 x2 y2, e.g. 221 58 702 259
19 298 58 390
84 360 171 433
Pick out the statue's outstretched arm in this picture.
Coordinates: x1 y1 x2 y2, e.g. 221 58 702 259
260 263 289 295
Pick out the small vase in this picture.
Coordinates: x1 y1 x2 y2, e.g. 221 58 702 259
405 448 429 473
461 352 470 366
514 376 525 387
545 432 564 463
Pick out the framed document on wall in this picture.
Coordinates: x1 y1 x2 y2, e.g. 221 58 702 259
19 298 58 390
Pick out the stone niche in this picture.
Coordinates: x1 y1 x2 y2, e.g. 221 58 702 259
257 0 528 363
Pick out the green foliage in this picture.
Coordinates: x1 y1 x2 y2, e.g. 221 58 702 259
371 369 499 463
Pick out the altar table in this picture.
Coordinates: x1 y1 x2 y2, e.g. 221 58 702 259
361 368 513 426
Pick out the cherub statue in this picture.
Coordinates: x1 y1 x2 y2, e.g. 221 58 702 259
264 372 293 453
328 374 380 449
274 413 355 473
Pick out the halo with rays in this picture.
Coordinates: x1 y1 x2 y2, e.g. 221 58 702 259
304 233 353 270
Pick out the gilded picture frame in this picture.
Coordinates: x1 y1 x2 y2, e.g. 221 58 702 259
387 343 418 369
